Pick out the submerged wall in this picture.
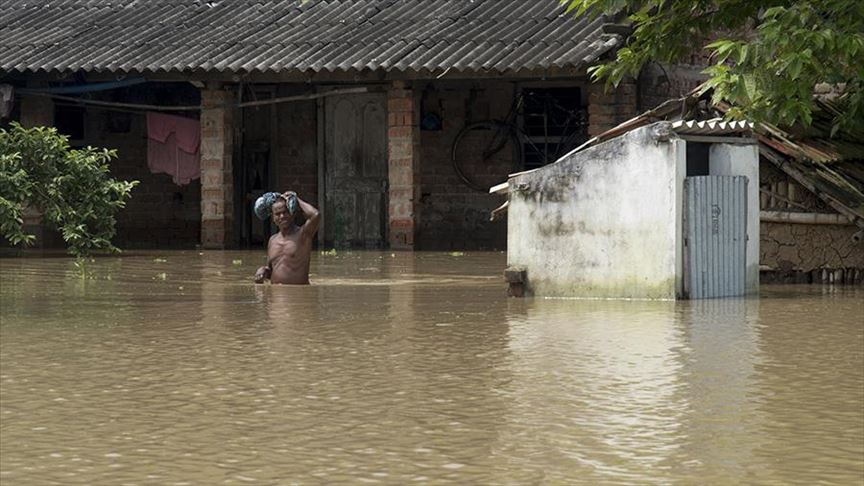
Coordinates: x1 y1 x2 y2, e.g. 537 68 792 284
85 85 204 248
507 124 683 299
757 162 864 283
5 76 650 250
415 81 516 250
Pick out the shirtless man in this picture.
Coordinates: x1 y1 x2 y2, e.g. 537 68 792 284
254 191 320 285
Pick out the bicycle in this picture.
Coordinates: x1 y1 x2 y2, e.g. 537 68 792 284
451 90 588 192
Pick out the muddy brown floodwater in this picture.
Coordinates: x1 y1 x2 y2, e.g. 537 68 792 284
1 251 862 484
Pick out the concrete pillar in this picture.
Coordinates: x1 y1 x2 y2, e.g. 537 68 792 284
587 79 638 137
387 81 420 250
200 85 234 249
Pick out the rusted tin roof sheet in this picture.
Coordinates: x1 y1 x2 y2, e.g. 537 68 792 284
574 92 863 225
751 98 864 225
0 0 621 75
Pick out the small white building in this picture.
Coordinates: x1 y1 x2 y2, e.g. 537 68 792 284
502 120 759 300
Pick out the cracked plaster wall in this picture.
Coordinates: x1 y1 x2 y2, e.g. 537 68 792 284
758 161 863 282
761 222 863 271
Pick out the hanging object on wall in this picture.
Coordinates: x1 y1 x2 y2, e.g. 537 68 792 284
420 84 443 131
0 84 13 119
421 112 442 131
146 112 200 186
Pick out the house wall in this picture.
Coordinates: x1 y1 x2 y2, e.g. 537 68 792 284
7 76 665 252
588 79 639 136
388 81 420 249
761 222 864 283
273 93 318 207
414 81 517 250
507 125 682 299
7 85 203 250
708 143 761 293
95 110 202 248
638 62 708 112
757 162 864 283
412 77 640 250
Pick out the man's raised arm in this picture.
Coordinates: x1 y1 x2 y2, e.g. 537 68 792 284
295 194 320 239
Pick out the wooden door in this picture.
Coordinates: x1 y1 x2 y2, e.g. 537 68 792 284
324 93 388 248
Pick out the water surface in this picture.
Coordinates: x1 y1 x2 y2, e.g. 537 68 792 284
1 251 862 484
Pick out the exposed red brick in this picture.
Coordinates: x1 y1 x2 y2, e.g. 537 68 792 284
387 97 413 112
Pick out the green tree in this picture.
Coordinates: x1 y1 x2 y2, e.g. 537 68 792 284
0 122 138 256
563 0 864 133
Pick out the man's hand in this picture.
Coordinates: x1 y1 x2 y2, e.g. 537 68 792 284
254 266 270 284
281 191 298 214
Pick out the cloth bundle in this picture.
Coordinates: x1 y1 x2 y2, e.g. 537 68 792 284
253 192 298 221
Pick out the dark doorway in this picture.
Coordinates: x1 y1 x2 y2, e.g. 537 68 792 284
236 86 275 248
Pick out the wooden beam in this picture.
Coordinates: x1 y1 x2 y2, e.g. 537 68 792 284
760 210 853 225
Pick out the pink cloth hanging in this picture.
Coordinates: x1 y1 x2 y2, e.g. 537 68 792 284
146 112 201 185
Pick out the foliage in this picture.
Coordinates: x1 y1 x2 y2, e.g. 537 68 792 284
0 122 138 256
562 0 864 134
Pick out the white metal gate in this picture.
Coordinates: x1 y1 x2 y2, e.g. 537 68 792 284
684 176 748 299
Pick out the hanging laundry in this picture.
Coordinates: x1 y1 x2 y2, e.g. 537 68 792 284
0 84 13 119
146 112 201 185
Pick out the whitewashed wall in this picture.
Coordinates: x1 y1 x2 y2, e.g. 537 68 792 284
507 124 685 299
709 143 760 293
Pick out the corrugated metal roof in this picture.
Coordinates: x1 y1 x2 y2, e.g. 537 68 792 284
671 118 753 135
0 0 622 74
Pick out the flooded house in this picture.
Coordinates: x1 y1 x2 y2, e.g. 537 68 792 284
499 116 760 300
498 93 864 299
0 0 706 252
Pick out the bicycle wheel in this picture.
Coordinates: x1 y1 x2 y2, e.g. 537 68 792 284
451 120 522 192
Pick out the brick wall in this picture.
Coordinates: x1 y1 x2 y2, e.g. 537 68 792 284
274 90 318 205
637 63 709 113
587 79 639 137
97 111 202 248
15 84 204 249
415 81 515 250
388 82 419 249
200 87 234 249
18 88 60 247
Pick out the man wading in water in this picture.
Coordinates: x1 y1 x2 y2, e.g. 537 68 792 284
253 191 320 285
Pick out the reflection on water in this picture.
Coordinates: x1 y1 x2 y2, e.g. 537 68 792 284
1 251 862 484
